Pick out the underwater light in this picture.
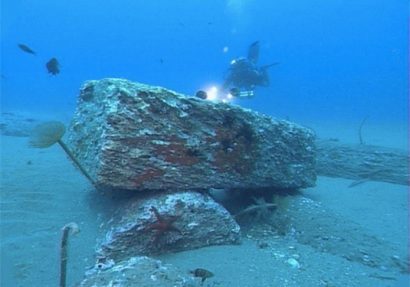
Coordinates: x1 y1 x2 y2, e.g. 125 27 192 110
196 85 237 103
205 86 219 101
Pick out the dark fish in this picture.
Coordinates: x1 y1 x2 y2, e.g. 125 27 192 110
46 58 60 75
18 44 36 55
190 268 214 283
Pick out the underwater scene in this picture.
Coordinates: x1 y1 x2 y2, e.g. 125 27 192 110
1 1 409 286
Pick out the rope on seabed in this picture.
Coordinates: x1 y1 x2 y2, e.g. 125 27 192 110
358 116 369 145
60 222 80 287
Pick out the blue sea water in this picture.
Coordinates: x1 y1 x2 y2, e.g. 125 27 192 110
1 1 409 287
1 0 408 123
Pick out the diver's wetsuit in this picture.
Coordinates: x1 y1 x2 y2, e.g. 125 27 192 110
222 40 277 96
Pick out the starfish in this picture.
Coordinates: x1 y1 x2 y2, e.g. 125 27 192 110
234 197 277 221
146 206 182 244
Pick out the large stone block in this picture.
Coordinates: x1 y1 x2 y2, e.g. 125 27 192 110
97 191 240 262
67 78 316 191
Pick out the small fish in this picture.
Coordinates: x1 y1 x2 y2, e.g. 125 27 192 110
190 268 214 283
46 57 60 75
18 44 36 55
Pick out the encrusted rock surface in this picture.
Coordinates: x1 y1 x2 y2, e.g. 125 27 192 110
97 191 240 262
79 256 200 287
67 78 316 191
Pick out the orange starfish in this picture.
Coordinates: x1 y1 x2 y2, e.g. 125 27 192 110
146 206 182 244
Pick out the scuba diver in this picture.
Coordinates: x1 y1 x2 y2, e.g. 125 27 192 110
222 41 278 98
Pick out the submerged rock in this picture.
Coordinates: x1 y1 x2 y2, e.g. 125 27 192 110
67 78 316 191
79 256 200 287
97 191 240 262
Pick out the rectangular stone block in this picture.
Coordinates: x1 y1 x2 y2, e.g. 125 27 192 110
67 78 316 191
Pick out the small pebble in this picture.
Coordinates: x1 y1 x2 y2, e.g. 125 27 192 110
286 258 301 269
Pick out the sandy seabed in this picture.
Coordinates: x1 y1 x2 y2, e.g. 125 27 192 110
0 121 408 287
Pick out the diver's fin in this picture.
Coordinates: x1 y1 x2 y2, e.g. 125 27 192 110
247 41 260 64
261 62 279 70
